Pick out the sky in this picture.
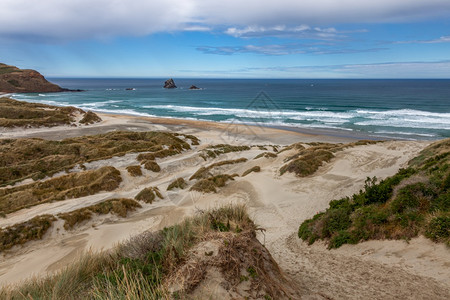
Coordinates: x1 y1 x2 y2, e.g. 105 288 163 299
0 0 449 78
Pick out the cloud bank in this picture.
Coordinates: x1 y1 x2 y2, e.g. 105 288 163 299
1 0 450 41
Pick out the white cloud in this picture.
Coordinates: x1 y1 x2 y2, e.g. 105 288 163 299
395 35 450 44
0 0 450 41
224 25 343 40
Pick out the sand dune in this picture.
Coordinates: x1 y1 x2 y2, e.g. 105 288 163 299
1 114 448 299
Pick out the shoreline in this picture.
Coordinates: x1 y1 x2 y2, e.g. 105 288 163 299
2 94 442 142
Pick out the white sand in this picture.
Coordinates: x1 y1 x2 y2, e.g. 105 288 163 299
0 114 448 298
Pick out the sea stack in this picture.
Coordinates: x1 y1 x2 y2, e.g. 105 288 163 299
189 85 201 90
164 78 177 89
0 63 68 93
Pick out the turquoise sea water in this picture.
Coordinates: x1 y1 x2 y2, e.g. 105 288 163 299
11 79 450 140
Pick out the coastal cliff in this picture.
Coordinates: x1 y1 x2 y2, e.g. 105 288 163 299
0 63 66 93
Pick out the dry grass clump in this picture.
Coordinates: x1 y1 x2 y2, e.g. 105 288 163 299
126 165 143 177
1 205 294 299
299 138 450 248
200 144 250 160
167 178 187 191
79 110 102 124
0 130 196 186
242 166 261 177
142 160 161 172
135 187 164 203
190 174 236 193
254 152 277 159
0 166 122 214
0 97 101 128
190 158 247 180
0 214 56 252
280 148 334 177
59 198 141 230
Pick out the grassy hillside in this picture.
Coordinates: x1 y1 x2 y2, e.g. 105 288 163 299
0 98 101 128
298 139 450 248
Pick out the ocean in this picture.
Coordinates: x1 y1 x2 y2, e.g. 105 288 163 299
10 78 450 140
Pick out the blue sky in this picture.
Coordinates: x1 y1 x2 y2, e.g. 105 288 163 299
1 0 449 78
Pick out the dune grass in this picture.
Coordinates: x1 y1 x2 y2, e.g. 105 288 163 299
0 215 56 252
0 166 122 215
126 165 142 177
59 198 141 230
242 166 261 177
0 131 196 186
1 205 255 299
199 144 250 160
0 97 101 128
254 152 277 159
167 178 187 191
189 158 247 180
135 187 164 204
190 174 236 193
298 139 450 248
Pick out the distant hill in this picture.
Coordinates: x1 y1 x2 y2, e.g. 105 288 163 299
0 63 66 93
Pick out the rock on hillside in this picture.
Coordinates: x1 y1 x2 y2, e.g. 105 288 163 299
0 63 67 93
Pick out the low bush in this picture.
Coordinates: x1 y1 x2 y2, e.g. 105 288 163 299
143 160 161 172
190 158 247 180
190 174 235 193
297 138 450 248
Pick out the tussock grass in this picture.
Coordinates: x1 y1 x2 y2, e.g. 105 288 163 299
242 166 261 177
79 111 102 124
126 165 142 177
0 131 195 186
1 205 256 299
167 178 187 191
190 174 236 193
0 166 122 215
254 152 277 159
135 187 164 203
200 144 250 160
189 158 247 180
0 214 56 252
143 160 161 172
59 198 141 230
0 97 101 128
298 139 450 248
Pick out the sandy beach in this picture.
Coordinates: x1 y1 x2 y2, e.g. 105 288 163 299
0 112 449 299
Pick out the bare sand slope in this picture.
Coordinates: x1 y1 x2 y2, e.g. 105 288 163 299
1 114 448 299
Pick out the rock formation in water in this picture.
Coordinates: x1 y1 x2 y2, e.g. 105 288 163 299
164 78 177 89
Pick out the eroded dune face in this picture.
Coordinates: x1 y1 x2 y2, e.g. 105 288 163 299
0 114 448 299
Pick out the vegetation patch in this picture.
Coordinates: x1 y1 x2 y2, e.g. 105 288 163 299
298 139 450 248
0 166 122 215
0 205 295 300
242 166 261 177
190 158 247 180
200 144 250 160
254 152 277 159
126 165 142 177
190 174 236 193
142 160 161 172
79 111 102 124
0 215 56 252
59 198 141 230
167 178 187 191
135 187 164 203
0 131 195 186
0 97 101 128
